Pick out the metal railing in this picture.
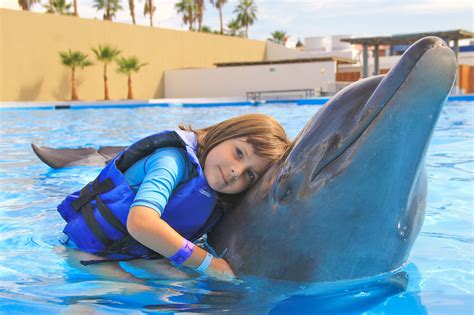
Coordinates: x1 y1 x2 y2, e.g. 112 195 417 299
246 89 315 101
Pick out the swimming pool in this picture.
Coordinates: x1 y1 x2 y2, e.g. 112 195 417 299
0 101 472 313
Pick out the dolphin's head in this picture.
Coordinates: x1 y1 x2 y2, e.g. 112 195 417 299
209 37 456 282
277 37 455 202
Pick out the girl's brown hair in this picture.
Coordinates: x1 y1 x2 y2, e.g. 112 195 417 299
180 113 291 208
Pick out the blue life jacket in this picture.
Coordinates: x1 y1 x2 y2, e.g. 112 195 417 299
57 130 222 262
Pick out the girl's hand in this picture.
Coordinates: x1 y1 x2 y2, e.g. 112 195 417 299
203 257 236 280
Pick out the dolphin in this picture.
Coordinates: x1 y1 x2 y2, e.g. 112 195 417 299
32 36 456 282
31 144 124 168
207 36 456 281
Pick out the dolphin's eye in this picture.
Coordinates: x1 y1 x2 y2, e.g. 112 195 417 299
278 170 290 184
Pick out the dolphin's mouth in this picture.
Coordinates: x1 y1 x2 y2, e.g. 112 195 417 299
309 92 386 183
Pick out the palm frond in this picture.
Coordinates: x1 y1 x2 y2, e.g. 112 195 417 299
116 56 148 74
59 50 94 68
91 44 121 62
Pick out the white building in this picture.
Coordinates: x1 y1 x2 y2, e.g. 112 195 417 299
164 30 474 99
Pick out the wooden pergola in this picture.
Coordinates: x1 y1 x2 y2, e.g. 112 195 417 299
340 29 474 78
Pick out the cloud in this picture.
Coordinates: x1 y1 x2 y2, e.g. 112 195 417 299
2 0 471 40
292 0 472 12
0 0 19 10
400 0 473 14
245 0 472 39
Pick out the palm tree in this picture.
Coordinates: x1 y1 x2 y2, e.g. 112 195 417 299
144 0 156 27
269 30 287 45
201 25 212 33
73 0 78 16
91 44 121 100
18 0 40 10
195 0 204 32
44 0 74 15
226 18 244 37
116 56 148 99
175 0 196 31
44 0 55 13
93 0 123 21
128 0 136 24
59 50 93 101
209 0 227 35
233 0 257 38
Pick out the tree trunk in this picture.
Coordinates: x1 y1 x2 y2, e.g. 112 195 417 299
104 63 110 100
127 74 133 99
19 0 29 10
129 0 136 24
246 25 248 38
73 0 78 16
197 3 203 32
47 0 55 13
149 0 153 27
219 5 223 34
188 9 193 31
71 67 79 100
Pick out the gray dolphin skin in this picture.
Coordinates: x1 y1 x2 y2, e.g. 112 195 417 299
207 36 456 281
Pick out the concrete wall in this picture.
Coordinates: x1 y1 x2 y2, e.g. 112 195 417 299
164 61 337 98
0 9 266 102
265 40 355 61
265 41 302 61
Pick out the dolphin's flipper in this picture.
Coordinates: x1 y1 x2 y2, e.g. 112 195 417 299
31 144 125 168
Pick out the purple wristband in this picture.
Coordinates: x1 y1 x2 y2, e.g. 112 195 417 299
169 239 195 265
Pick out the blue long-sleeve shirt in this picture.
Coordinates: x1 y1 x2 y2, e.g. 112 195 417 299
124 147 189 215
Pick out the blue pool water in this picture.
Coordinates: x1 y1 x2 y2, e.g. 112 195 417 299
0 101 472 314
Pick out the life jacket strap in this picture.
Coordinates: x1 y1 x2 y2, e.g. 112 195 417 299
102 234 136 254
79 253 161 266
95 195 128 235
70 178 117 249
80 235 163 265
82 201 114 248
68 176 160 261
71 178 115 211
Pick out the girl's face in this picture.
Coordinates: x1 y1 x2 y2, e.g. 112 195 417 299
204 137 270 194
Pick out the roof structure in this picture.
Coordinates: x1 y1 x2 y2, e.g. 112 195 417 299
214 56 357 67
340 29 473 79
340 29 473 46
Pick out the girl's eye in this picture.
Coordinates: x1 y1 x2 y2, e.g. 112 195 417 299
236 147 243 159
247 170 255 181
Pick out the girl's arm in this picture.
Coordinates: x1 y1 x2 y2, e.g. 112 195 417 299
127 205 235 279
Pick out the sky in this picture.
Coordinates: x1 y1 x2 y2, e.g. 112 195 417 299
2 0 473 44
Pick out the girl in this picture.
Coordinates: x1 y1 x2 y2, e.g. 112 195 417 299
57 114 290 279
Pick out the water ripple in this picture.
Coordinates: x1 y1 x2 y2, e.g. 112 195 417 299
419 232 473 244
